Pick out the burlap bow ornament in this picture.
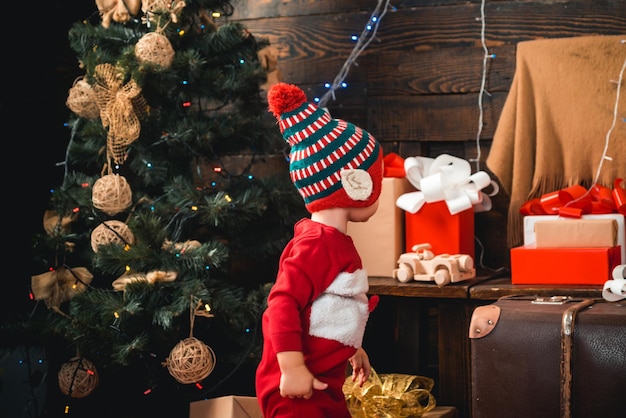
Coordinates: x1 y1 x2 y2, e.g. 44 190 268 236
31 267 94 311
93 63 145 165
162 239 202 253
112 270 178 291
142 0 186 24
43 210 76 236
95 0 142 28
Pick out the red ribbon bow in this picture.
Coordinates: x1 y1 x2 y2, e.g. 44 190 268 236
383 152 405 178
520 179 626 218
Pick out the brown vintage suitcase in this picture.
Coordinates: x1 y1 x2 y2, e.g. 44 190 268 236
469 296 626 418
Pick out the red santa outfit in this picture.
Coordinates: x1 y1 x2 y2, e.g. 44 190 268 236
256 83 383 418
255 218 371 418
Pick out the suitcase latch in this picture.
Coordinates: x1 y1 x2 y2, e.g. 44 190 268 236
531 296 572 305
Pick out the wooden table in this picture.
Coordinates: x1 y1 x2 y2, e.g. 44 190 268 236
365 274 604 418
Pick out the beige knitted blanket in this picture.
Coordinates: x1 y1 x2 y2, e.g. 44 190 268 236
486 35 626 247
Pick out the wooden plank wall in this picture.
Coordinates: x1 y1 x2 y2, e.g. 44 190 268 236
228 0 625 272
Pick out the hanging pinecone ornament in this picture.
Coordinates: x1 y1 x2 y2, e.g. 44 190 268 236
91 220 134 252
165 337 216 384
58 356 99 398
66 77 100 119
92 174 132 215
135 32 175 69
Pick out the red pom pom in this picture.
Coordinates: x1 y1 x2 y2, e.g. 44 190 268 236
267 82 308 118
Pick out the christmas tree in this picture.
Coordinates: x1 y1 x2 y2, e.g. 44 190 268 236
3 1 306 416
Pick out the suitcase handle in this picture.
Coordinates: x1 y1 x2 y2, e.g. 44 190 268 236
560 298 597 418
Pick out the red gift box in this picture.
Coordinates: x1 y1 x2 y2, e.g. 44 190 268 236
510 246 621 285
405 200 474 258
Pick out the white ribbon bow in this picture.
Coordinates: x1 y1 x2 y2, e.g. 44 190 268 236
396 154 499 215
602 264 626 302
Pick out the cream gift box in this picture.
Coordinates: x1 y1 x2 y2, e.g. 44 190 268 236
347 177 413 277
524 214 625 264
189 395 262 418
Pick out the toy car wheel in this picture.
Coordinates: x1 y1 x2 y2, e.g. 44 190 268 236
395 264 414 283
434 269 451 286
457 255 473 271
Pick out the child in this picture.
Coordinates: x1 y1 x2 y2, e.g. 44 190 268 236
255 83 384 418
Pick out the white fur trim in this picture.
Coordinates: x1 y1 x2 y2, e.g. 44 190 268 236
309 269 370 348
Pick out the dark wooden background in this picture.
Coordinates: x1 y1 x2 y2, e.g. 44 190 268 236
227 3 624 416
229 0 625 271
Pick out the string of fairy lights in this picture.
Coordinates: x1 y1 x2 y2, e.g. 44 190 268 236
315 0 393 108
470 0 495 173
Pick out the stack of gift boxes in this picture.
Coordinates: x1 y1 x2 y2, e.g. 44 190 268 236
510 182 626 285
348 153 494 278
348 152 625 287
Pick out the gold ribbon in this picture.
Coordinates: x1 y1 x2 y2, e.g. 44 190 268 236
343 369 437 418
112 270 178 291
31 267 94 310
93 63 144 165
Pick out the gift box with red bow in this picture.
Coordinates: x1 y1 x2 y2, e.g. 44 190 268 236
512 180 626 285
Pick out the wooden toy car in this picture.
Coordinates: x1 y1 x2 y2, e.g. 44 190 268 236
392 243 476 286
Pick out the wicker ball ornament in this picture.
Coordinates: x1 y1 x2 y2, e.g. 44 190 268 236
58 357 99 398
91 220 134 252
66 77 100 119
165 337 216 384
92 174 132 215
135 32 175 68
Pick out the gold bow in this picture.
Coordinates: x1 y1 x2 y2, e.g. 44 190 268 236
343 369 436 418
112 270 178 291
31 267 94 310
93 63 144 165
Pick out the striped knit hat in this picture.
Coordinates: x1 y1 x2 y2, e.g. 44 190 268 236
268 83 383 213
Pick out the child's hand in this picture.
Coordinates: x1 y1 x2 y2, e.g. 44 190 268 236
276 351 328 399
349 347 371 387
279 364 328 399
